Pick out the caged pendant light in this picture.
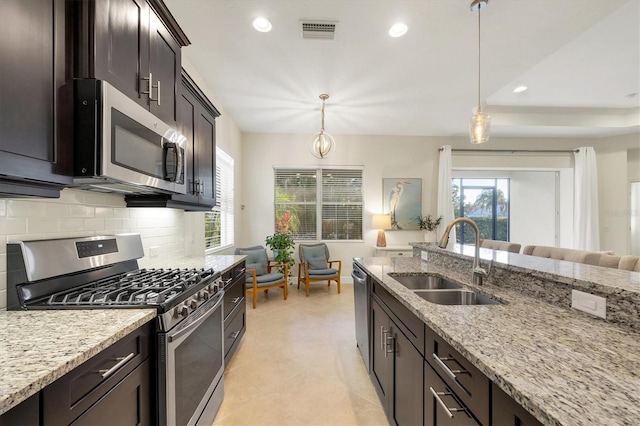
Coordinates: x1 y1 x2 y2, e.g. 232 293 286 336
469 0 490 144
310 94 335 159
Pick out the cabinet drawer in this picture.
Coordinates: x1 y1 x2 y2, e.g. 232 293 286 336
385 250 413 257
224 304 246 362
223 266 245 319
43 322 152 425
425 361 480 426
70 359 152 426
372 280 424 356
426 328 490 426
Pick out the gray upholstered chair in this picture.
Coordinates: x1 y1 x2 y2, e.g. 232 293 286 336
297 243 341 296
234 245 288 309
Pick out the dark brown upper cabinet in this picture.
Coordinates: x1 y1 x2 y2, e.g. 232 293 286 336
125 70 220 211
73 0 189 126
0 0 73 198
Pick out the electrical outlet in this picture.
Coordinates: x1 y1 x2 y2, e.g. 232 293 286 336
571 290 606 319
149 246 159 258
421 251 428 261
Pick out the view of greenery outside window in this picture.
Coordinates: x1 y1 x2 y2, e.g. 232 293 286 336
274 167 363 240
205 148 234 250
451 178 510 244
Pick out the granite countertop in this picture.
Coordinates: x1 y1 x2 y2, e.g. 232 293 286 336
147 254 245 274
356 256 640 426
0 309 156 415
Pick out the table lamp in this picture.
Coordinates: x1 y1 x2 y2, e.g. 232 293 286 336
372 214 392 247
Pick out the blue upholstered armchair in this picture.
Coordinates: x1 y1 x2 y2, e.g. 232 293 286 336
296 243 341 296
234 246 288 309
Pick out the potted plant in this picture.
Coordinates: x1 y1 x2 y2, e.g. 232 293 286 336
416 214 443 243
265 232 295 276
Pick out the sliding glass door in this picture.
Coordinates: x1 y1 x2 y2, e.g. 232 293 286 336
452 178 510 244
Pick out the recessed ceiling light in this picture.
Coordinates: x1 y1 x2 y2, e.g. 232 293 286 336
513 86 528 93
389 23 408 38
252 17 272 32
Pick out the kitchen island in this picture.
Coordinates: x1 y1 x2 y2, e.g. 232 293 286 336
356 252 640 426
0 309 156 415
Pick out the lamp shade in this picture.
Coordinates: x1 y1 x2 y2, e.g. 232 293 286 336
372 214 391 230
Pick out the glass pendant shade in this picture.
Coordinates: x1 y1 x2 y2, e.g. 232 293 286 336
469 109 491 144
310 130 335 159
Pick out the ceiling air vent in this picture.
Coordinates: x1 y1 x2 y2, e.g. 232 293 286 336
300 20 338 40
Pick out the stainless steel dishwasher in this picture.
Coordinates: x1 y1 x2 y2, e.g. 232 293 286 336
352 262 370 372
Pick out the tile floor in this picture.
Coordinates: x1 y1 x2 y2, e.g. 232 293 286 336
214 281 389 425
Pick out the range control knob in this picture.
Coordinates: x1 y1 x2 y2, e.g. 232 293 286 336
202 291 210 300
190 300 198 310
173 306 188 318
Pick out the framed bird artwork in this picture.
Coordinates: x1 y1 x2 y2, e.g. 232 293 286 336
383 178 422 230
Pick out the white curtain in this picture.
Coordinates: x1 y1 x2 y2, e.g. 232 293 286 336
437 146 456 248
574 147 600 251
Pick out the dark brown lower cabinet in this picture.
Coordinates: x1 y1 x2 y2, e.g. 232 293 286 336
0 323 154 425
492 383 542 426
371 297 423 425
425 361 480 426
223 261 246 364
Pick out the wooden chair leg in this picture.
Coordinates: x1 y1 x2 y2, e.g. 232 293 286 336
283 283 288 300
305 280 310 297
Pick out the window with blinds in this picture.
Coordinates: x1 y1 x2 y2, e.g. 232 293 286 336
274 167 363 240
205 148 234 250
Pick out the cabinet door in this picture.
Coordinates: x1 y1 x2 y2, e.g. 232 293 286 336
492 383 542 426
0 0 72 191
94 0 149 110
195 109 216 205
177 87 197 196
392 326 423 425
370 298 391 410
425 362 480 426
148 11 180 125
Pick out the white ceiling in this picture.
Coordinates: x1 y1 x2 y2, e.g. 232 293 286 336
164 0 640 139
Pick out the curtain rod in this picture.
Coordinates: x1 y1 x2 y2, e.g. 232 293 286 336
438 147 579 153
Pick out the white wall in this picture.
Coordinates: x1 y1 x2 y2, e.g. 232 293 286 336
0 189 186 309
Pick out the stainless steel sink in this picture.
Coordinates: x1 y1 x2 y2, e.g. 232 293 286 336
390 274 462 290
414 289 500 305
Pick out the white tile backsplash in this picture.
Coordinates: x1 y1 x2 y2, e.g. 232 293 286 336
0 189 187 310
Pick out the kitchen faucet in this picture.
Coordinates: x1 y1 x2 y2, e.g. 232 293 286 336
438 217 488 285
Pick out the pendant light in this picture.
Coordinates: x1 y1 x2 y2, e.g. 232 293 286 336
310 94 335 159
469 0 490 144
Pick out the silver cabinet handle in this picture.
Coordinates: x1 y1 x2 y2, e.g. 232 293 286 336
430 387 454 418
385 335 394 357
433 353 468 381
156 80 161 105
230 331 240 338
225 278 233 286
380 326 386 350
200 180 205 195
98 352 135 378
141 73 153 98
231 297 241 303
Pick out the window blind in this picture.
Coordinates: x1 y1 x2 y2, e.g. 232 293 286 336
274 167 363 241
205 148 234 250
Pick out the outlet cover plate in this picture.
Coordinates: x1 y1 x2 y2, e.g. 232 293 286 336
571 290 606 319
421 251 428 261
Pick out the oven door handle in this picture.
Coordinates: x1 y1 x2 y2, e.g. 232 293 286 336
168 291 224 343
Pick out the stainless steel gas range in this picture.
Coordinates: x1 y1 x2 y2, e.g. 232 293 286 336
7 234 224 426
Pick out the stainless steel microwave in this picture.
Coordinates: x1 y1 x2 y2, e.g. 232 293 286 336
72 79 186 195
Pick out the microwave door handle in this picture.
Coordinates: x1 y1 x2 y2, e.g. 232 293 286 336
163 142 177 182
176 145 183 183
